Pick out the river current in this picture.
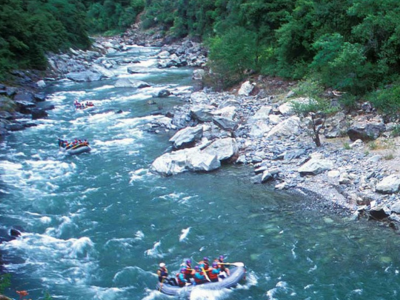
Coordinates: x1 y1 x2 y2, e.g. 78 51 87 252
1 46 400 300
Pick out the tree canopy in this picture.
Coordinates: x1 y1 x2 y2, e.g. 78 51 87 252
2 0 400 108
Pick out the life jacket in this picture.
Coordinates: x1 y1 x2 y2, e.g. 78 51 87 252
218 259 227 272
184 266 193 279
193 271 206 284
158 267 168 282
176 273 186 287
207 268 220 282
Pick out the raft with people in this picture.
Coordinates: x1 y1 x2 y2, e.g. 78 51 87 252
156 256 246 296
74 100 94 110
58 138 91 155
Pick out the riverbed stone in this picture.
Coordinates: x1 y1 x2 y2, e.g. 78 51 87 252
201 137 238 161
267 116 300 138
376 174 400 194
238 81 254 96
347 118 386 141
190 106 214 122
151 147 220 175
298 159 334 176
114 78 151 88
66 70 104 82
390 201 400 214
169 124 203 149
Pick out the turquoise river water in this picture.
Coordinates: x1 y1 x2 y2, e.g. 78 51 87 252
1 46 400 300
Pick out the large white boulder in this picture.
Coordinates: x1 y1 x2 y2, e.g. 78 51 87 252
202 138 238 161
298 159 334 175
376 174 400 194
169 125 204 149
151 147 221 176
267 116 301 138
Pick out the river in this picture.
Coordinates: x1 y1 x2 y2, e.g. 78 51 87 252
0 45 400 300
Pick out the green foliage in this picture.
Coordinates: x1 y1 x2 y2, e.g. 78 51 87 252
207 26 257 89
141 0 175 30
391 124 400 138
290 98 336 116
343 142 351 150
87 0 137 34
43 290 53 300
384 153 394 160
291 79 338 115
0 273 11 294
293 78 324 101
3 0 400 101
311 35 377 94
338 93 358 110
368 84 400 115
0 0 91 77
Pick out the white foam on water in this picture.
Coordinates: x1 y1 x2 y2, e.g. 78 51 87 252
1 160 76 199
157 192 188 203
266 280 295 300
82 187 101 194
291 241 298 259
179 227 191 242
45 216 76 238
189 287 232 300
236 271 257 290
110 115 166 129
95 138 135 148
135 231 145 240
141 288 162 300
307 265 317 273
68 236 95 259
349 289 363 296
0 233 97 283
144 241 163 258
104 238 136 249
112 91 152 102
93 85 114 91
72 111 116 125
304 284 314 289
91 286 127 300
40 216 52 224
13 152 26 157
129 168 151 184
112 265 151 287
0 160 23 172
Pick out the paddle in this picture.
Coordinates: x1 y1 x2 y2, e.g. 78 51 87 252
201 267 211 282
217 262 245 267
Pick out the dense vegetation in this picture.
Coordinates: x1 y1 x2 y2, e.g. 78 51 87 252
0 0 90 76
0 0 144 80
142 0 400 112
2 0 400 111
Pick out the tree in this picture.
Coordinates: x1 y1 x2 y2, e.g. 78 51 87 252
207 26 257 88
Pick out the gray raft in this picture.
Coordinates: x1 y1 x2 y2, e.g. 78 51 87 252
61 145 91 155
156 262 246 296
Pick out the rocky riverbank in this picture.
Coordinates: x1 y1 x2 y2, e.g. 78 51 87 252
3 29 400 233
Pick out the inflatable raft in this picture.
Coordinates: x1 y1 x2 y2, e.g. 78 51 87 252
156 262 246 296
74 101 94 110
58 139 91 155
62 145 91 155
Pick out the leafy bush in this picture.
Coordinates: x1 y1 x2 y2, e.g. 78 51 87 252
291 79 338 115
391 124 400 137
206 26 258 89
338 93 358 110
368 85 400 115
